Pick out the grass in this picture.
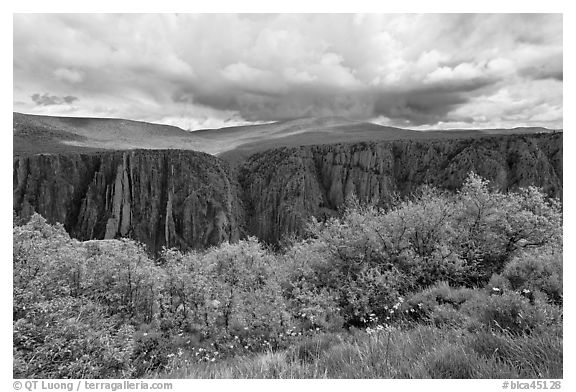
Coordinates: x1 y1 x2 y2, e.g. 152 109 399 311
156 324 562 379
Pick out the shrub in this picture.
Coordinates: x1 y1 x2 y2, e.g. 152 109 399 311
454 175 562 282
161 239 292 342
402 282 476 323
82 239 163 324
461 291 561 335
13 172 563 379
502 246 563 304
13 297 135 378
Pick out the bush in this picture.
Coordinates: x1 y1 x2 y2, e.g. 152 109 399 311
13 173 563 379
461 291 561 335
160 238 292 342
454 175 562 282
502 246 563 304
13 297 135 378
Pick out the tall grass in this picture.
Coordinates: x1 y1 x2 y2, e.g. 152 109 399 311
157 325 562 379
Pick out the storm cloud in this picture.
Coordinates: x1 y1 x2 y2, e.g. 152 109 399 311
13 14 563 130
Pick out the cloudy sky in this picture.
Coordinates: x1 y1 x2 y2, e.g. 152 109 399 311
13 13 562 130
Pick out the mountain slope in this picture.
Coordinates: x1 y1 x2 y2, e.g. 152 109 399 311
13 112 208 154
14 113 559 162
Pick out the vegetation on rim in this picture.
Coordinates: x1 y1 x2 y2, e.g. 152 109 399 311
13 173 562 379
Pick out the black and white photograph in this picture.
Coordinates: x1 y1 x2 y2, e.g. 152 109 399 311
9 9 566 387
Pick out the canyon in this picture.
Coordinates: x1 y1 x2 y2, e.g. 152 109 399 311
13 131 562 252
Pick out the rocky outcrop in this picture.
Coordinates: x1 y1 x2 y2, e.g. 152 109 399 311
13 133 562 250
240 133 562 243
13 150 242 252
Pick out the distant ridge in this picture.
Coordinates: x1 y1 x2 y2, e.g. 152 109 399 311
14 112 558 163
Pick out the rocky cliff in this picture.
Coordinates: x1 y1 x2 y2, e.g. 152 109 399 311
14 133 562 250
13 150 242 252
240 133 562 243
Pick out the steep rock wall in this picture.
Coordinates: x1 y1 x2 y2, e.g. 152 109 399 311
13 150 242 252
13 133 562 249
240 133 562 243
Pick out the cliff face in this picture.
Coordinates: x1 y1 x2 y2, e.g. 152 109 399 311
240 133 562 243
13 150 242 252
14 133 562 250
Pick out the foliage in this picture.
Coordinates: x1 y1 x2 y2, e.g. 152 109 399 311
13 173 562 379
14 297 135 378
282 173 561 328
502 246 563 304
160 325 562 379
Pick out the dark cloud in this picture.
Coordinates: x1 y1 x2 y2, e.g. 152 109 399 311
171 68 496 125
31 93 78 106
371 78 495 125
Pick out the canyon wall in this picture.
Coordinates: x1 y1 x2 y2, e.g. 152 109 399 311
240 133 562 243
13 150 242 252
14 133 562 249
